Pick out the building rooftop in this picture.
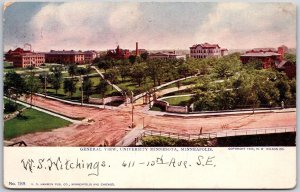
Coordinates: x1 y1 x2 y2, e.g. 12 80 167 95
190 43 220 49
46 50 84 55
247 48 277 53
240 52 281 57
276 60 293 69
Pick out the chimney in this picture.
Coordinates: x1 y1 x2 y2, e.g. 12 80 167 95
278 46 284 62
136 42 139 56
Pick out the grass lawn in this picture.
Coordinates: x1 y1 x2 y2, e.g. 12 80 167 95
159 76 199 90
90 86 121 99
162 96 192 106
162 89 194 97
45 75 121 101
4 108 71 139
3 61 25 73
116 76 154 95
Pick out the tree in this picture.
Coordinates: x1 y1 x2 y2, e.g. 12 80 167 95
128 55 136 64
284 53 296 63
82 77 93 102
4 71 26 104
198 60 209 75
119 64 130 82
140 52 149 61
192 90 217 111
25 73 41 107
105 68 119 84
178 64 191 78
77 67 88 76
97 58 112 72
288 78 296 105
213 56 241 79
233 70 279 109
86 65 92 74
92 57 101 65
130 63 146 86
96 80 108 105
245 58 263 70
39 72 50 95
275 72 292 103
68 64 78 78
50 66 63 95
214 80 235 110
63 79 77 98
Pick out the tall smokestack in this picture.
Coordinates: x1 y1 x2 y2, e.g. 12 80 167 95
136 42 139 56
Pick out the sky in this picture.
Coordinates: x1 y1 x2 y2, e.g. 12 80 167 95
3 2 296 51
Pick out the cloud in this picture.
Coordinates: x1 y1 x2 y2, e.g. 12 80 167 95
194 3 296 49
108 4 140 30
29 2 141 51
6 2 295 51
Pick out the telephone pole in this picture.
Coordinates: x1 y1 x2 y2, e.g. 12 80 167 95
81 75 83 106
131 91 134 128
44 72 47 97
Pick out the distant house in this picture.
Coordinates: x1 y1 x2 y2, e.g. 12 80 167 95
5 48 45 68
221 48 229 56
149 51 186 60
276 60 296 79
84 50 97 63
189 43 227 59
45 50 85 64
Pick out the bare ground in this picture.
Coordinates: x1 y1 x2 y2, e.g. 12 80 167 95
8 95 296 146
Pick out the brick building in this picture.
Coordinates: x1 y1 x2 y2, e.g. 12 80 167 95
45 50 85 64
240 46 295 78
106 45 130 60
107 42 147 59
5 48 45 68
190 43 227 59
240 47 285 69
276 60 296 79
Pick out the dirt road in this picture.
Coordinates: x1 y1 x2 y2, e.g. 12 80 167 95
9 95 296 146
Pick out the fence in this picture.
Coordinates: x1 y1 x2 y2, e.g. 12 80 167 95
134 126 296 145
215 126 296 137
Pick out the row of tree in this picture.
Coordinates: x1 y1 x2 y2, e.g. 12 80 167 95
94 56 201 88
190 66 296 111
4 65 110 107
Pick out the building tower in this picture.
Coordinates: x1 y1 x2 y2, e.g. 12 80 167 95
136 42 139 56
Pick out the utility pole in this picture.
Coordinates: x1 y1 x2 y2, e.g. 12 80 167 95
131 91 134 128
81 75 83 106
143 117 145 129
124 92 127 106
44 72 47 97
30 61 33 108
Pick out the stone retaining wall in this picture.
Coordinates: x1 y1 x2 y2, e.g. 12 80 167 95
153 100 188 113
89 96 124 104
166 105 188 113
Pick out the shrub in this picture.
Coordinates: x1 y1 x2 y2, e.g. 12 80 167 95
4 102 18 113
